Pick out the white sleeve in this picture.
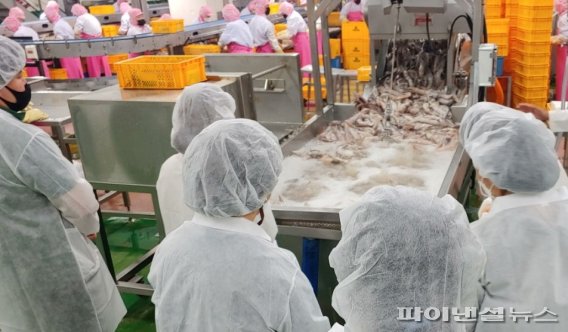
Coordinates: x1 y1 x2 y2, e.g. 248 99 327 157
340 3 351 20
283 270 331 332
51 179 100 235
219 24 234 46
119 15 130 34
287 17 299 37
74 16 84 36
267 27 280 50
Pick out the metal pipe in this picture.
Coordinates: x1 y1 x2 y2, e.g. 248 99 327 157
251 63 287 79
308 0 324 114
468 0 484 107
320 5 335 106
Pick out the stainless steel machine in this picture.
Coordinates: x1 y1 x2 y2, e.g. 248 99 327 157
68 55 305 295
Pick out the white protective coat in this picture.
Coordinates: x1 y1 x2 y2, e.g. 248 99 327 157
53 19 75 39
286 10 307 37
126 24 152 36
218 19 254 47
148 213 331 332
0 109 126 332
74 13 103 36
249 15 280 49
473 186 568 332
14 26 39 40
119 13 130 34
339 1 365 21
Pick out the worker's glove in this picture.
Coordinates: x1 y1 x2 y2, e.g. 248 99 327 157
551 34 568 45
275 47 284 53
23 105 49 123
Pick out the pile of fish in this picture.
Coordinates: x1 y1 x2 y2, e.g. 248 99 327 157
316 40 464 149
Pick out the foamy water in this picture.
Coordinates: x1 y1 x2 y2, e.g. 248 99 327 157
271 138 456 210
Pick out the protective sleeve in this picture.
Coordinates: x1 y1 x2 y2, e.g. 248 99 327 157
119 14 129 34
281 270 331 332
15 132 100 235
266 27 280 51
218 23 235 46
74 16 84 36
340 2 351 21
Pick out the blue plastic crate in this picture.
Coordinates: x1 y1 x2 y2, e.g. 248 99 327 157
331 57 341 69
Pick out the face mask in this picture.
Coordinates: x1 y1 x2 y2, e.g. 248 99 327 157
478 179 494 200
0 83 31 112
282 14 288 19
354 0 361 4
265 7 270 16
137 19 146 26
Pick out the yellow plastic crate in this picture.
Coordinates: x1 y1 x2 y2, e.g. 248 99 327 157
512 93 547 108
330 38 341 58
343 54 370 70
516 27 553 42
357 66 371 82
512 71 549 87
512 38 551 54
274 23 287 34
486 18 509 35
115 55 207 90
513 83 549 98
513 60 550 76
183 44 221 55
269 3 279 15
102 25 119 37
49 68 68 80
488 34 509 56
342 39 370 56
341 21 369 40
151 19 184 34
510 50 551 65
328 12 341 27
89 5 115 15
517 4 553 18
485 4 502 18
107 53 129 73
516 17 553 31
518 0 553 5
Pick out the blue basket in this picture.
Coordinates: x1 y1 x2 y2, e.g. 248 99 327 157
331 57 341 69
496 56 504 77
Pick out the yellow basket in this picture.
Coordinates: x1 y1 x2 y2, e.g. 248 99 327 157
89 5 115 15
343 54 370 70
485 4 503 18
49 68 68 80
516 17 553 31
512 93 547 108
341 21 369 40
516 27 553 42
115 55 207 90
269 3 279 15
342 39 370 56
328 12 341 27
107 53 129 73
102 25 119 37
510 50 551 65
150 19 184 34
512 38 551 54
513 60 550 76
330 38 341 58
357 66 371 82
488 34 509 56
274 23 287 34
517 4 553 18
512 71 549 87
513 82 549 98
183 44 221 55
486 18 509 35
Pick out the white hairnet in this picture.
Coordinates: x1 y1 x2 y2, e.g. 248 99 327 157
183 119 283 217
459 102 507 145
0 36 26 89
461 103 560 192
329 186 485 332
171 83 236 153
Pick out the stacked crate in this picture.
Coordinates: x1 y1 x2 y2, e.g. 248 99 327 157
341 22 370 69
487 18 510 57
510 0 554 108
485 0 503 18
503 0 517 74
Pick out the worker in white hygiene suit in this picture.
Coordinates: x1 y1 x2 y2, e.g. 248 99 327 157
126 7 152 36
250 0 283 53
195 5 214 24
279 2 311 68
149 119 331 332
118 2 131 35
219 4 254 53
339 0 365 22
113 0 128 13
2 15 39 40
240 0 256 16
39 0 58 20
8 6 26 22
46 7 85 79
328 186 486 332
72 4 112 78
460 102 568 332
0 36 126 332
156 83 236 235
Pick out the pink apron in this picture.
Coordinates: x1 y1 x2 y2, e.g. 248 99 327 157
556 45 568 100
347 11 364 22
292 31 312 69
227 42 253 54
25 60 51 78
81 32 112 78
256 42 274 53
59 57 84 79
